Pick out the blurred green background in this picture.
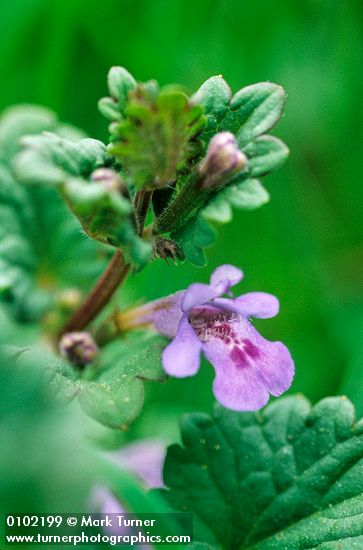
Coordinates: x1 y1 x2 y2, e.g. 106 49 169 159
1 0 362 426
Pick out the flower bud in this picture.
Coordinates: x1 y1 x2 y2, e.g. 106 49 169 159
91 168 125 193
59 331 98 367
199 132 247 188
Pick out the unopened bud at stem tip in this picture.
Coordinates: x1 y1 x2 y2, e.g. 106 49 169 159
199 131 248 188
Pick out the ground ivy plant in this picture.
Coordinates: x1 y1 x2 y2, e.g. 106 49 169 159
1 67 362 548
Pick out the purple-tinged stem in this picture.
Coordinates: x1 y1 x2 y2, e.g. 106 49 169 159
59 250 130 337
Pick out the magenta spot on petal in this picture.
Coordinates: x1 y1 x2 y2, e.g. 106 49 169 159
230 346 249 368
243 339 261 359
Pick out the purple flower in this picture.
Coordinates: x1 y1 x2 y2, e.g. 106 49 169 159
142 265 294 411
108 439 166 489
91 439 166 538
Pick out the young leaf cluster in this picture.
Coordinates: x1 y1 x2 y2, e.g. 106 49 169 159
12 67 288 273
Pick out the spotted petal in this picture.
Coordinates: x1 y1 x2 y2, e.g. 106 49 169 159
201 316 294 411
162 315 202 377
213 292 279 319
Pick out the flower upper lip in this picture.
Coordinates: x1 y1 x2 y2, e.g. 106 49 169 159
181 264 244 312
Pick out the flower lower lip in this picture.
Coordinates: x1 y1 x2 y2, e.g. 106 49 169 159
229 339 261 368
190 307 262 369
230 345 250 368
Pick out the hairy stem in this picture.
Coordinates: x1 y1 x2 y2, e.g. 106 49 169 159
59 250 130 336
153 174 208 234
134 189 153 235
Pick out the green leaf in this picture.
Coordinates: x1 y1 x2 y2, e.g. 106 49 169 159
78 377 145 430
192 76 232 122
9 332 167 430
220 82 286 147
108 66 137 109
0 105 60 161
0 105 106 322
62 177 132 245
161 396 363 549
15 131 109 185
14 129 152 266
227 178 270 210
203 178 270 223
171 216 216 267
192 76 232 139
78 333 167 429
202 197 233 224
44 353 81 404
243 135 289 177
98 66 137 121
109 85 205 190
193 78 285 147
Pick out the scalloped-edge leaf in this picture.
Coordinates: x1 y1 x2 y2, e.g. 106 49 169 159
7 333 168 430
193 78 286 148
14 132 109 185
67 333 167 429
14 129 152 266
243 135 289 177
161 396 363 549
220 82 286 147
203 178 270 223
